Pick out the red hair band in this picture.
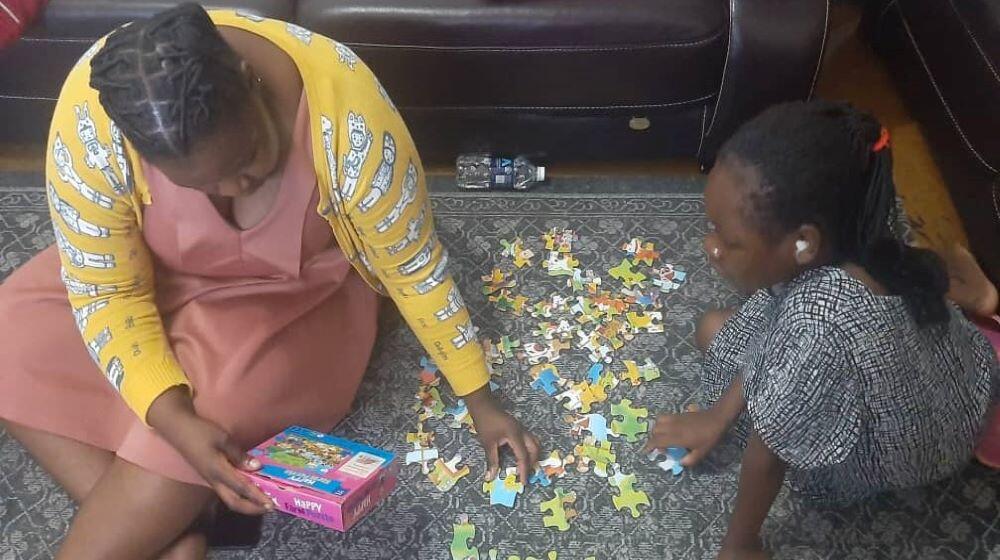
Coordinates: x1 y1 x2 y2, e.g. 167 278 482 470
872 127 891 153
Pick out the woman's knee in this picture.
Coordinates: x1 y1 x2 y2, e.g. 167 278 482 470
695 308 735 353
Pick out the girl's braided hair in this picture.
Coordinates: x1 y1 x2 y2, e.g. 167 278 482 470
719 100 950 326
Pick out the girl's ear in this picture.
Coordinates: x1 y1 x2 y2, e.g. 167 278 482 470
793 224 823 266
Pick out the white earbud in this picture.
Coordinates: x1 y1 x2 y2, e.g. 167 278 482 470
711 247 721 258
795 240 809 256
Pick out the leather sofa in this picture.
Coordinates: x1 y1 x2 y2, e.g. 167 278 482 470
864 0 1000 283
0 0 829 166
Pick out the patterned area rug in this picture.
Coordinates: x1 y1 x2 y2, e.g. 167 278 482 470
1 176 998 560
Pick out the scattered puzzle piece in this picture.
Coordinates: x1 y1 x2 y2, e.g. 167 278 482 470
500 237 535 268
610 398 649 443
543 228 577 253
406 443 439 474
483 468 524 508
609 258 647 288
568 268 601 293
542 252 580 277
429 454 471 491
540 489 578 531
651 264 687 291
633 242 660 267
530 364 565 396
450 514 479 560
566 413 610 442
497 335 521 358
574 436 616 477
519 339 570 365
622 358 662 386
648 447 688 476
609 471 651 518
482 268 516 295
407 423 435 448
539 451 575 479
626 311 664 334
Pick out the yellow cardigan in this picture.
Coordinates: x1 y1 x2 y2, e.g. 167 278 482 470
46 10 490 424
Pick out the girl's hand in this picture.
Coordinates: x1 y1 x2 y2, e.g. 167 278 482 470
464 385 541 484
643 409 728 467
147 387 273 515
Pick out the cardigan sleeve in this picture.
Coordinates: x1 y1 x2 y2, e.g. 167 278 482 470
343 145 492 396
45 56 190 424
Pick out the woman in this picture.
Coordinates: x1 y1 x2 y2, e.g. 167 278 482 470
0 4 539 559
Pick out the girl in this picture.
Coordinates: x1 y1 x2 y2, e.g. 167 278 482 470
645 100 999 560
0 5 539 559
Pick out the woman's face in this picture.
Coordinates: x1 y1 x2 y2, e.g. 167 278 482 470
153 82 282 198
703 158 800 294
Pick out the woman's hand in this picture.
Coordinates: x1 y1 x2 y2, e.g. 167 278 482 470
643 409 728 468
464 385 541 484
147 387 274 515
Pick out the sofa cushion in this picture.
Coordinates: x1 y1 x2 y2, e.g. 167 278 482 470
29 0 294 38
297 0 727 111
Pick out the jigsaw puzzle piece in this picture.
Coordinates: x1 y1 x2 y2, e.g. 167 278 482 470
626 311 664 334
609 258 647 288
530 366 564 396
483 468 524 508
429 454 471 491
609 472 651 518
539 489 578 532
450 515 479 560
610 398 650 443
406 443 439 474
647 447 688 476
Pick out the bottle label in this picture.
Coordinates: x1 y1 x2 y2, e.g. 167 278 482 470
489 157 515 190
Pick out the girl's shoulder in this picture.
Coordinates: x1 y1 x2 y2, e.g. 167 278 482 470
771 266 899 337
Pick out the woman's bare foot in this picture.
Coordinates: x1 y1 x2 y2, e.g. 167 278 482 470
942 243 998 318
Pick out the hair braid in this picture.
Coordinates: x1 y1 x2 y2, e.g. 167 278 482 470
719 100 950 326
89 3 248 160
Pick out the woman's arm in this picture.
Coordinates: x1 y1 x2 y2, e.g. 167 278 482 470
46 64 189 424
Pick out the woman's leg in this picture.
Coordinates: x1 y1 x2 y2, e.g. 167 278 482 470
56 456 214 560
695 308 736 353
4 419 212 560
2 420 114 502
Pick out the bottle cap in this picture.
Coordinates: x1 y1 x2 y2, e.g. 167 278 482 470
536 166 546 182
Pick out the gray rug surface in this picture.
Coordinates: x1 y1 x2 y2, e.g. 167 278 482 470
1 175 998 560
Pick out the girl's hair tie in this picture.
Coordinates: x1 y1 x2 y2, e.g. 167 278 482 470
872 127 891 153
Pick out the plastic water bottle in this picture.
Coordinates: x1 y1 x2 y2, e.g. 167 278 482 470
455 154 546 191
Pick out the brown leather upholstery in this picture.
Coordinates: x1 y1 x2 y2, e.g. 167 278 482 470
866 0 1000 282
1 0 829 166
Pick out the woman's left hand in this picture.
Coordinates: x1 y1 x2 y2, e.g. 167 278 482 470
464 385 541 484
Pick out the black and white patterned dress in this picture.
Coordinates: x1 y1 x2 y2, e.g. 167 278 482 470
702 266 999 504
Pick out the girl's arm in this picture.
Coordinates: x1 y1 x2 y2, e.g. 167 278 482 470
646 374 747 466
719 432 786 560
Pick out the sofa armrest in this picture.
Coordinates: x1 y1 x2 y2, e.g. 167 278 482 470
698 0 830 169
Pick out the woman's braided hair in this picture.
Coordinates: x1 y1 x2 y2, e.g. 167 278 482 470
89 3 249 160
719 100 950 326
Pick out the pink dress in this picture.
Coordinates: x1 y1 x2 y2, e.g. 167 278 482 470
0 92 379 486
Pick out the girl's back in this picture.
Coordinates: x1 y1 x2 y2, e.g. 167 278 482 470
732 266 997 503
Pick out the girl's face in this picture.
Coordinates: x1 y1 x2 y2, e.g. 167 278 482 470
703 159 802 294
